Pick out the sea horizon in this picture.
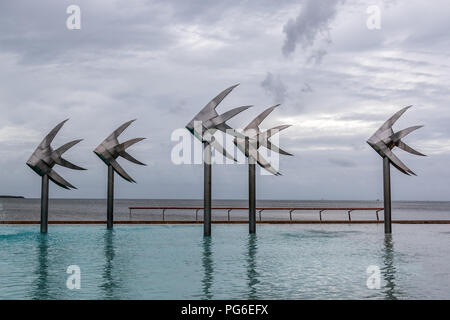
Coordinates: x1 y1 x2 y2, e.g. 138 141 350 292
2 198 450 222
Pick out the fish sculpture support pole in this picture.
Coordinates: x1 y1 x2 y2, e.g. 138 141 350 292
367 106 425 234
248 162 256 233
107 165 114 229
40 174 49 233
383 157 392 233
203 142 212 237
247 138 256 234
94 119 146 229
27 119 86 233
186 84 252 237
233 105 293 234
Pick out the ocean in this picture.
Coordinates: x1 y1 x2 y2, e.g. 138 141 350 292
1 199 450 221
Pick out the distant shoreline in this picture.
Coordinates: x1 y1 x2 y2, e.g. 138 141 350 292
0 195 24 199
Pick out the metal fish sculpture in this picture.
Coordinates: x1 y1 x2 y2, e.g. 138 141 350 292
234 105 293 175
94 119 146 182
186 84 252 161
367 106 425 175
26 119 86 189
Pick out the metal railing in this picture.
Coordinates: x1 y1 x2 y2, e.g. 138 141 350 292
128 206 384 222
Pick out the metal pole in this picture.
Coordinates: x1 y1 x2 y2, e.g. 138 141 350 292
40 174 49 233
203 142 212 237
107 165 114 229
248 158 256 234
383 156 392 234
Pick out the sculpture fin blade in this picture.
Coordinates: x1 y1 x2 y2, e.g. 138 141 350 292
47 169 75 189
381 145 415 176
109 159 136 183
264 140 293 156
247 146 281 176
209 105 252 128
55 157 86 170
106 120 136 141
244 105 280 131
396 141 426 156
259 124 292 140
202 84 240 113
117 138 145 151
55 139 83 155
391 125 423 142
52 139 86 170
376 106 412 135
119 151 147 166
37 119 69 149
256 125 293 155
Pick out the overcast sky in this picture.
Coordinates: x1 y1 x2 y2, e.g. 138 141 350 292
0 0 449 200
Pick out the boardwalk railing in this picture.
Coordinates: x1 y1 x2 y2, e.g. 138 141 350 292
128 206 384 222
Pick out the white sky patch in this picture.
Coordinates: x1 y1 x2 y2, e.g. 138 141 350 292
277 113 376 139
289 145 355 152
0 126 39 143
171 24 230 51
416 139 450 156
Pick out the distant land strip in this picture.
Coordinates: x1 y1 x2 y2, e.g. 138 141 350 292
1 220 450 224
0 195 24 199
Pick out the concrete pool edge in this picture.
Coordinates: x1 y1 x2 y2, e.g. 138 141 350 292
1 220 450 224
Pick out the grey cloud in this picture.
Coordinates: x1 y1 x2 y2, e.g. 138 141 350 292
282 0 344 57
0 0 176 65
0 0 297 65
260 72 288 104
328 158 357 168
301 83 313 93
307 49 328 65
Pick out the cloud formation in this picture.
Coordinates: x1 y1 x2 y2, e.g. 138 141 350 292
260 72 288 104
0 0 449 201
282 0 344 57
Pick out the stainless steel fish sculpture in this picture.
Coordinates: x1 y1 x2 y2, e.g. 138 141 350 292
94 119 146 183
367 106 425 175
234 105 292 175
186 84 252 161
26 119 86 189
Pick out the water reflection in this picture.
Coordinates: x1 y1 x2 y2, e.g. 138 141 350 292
201 237 213 299
100 229 120 299
31 234 50 299
246 234 259 299
382 234 398 300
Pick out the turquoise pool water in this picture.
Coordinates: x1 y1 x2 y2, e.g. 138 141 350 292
0 224 449 299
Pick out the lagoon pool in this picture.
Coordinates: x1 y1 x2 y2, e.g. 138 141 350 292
0 224 449 299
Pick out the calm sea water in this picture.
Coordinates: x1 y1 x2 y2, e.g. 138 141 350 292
2 198 450 221
0 224 449 299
